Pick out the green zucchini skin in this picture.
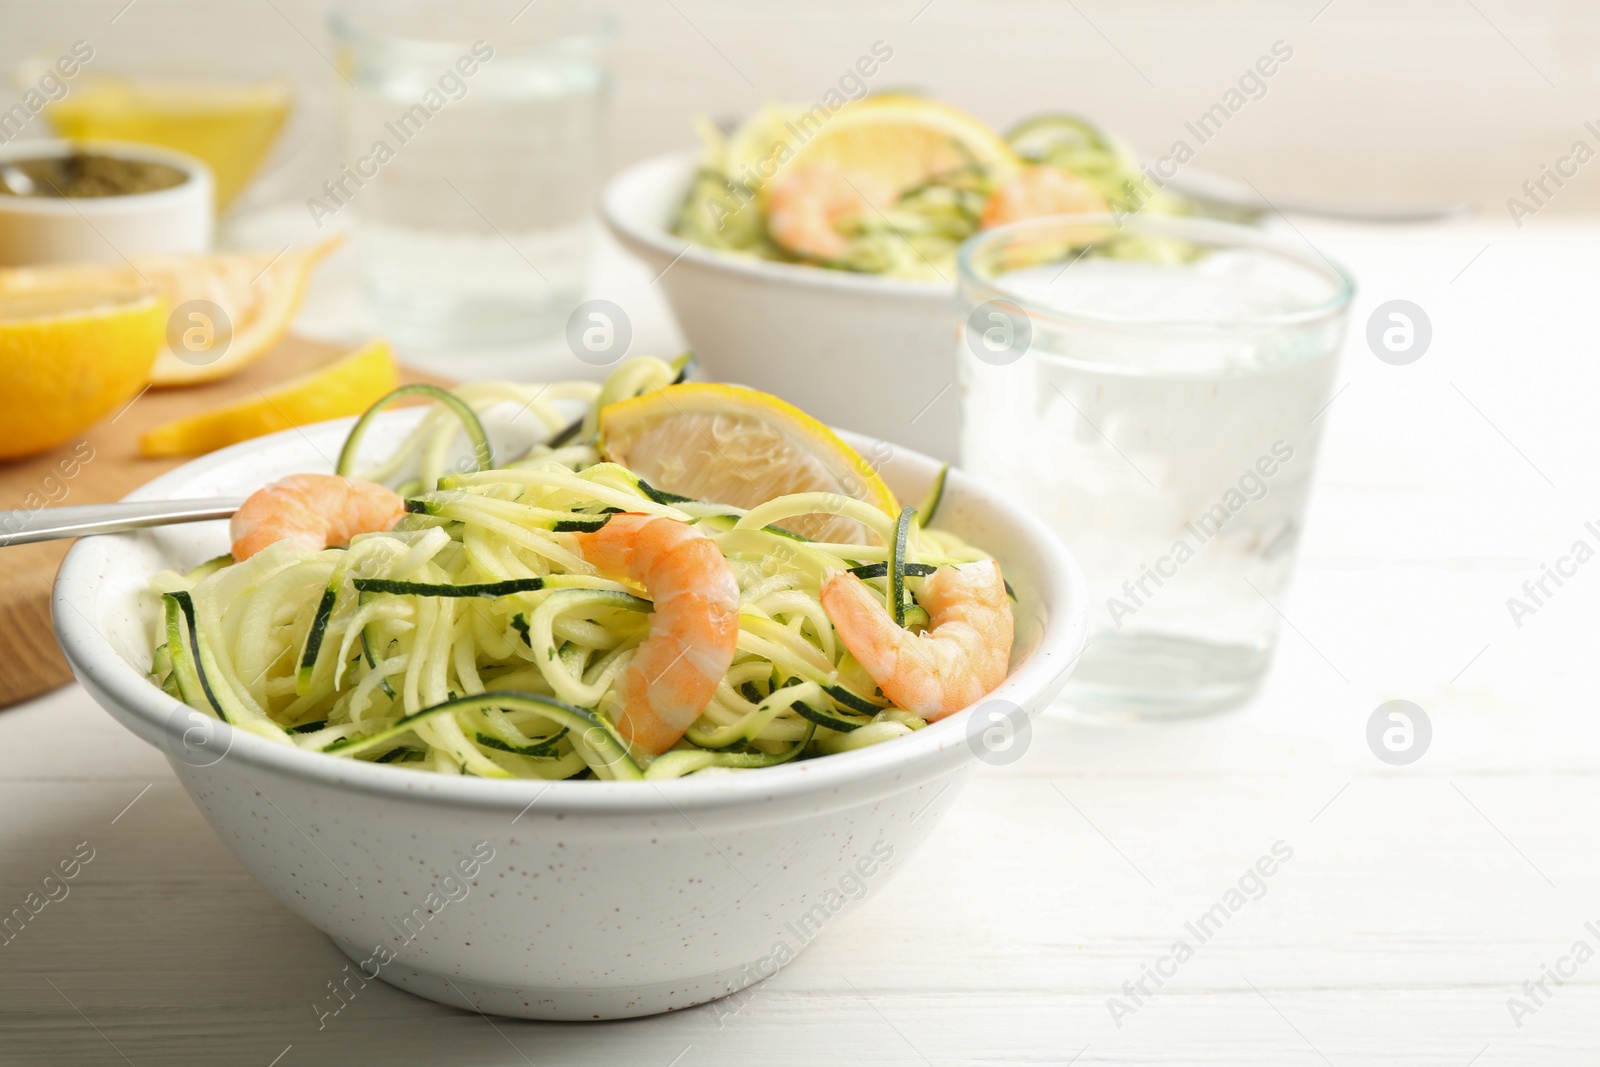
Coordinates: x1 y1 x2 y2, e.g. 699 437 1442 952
847 562 937 581
649 723 814 779
887 506 914 628
322 691 643 780
353 578 546 598
669 351 694 384
545 414 585 448
403 496 613 535
297 584 339 687
163 590 247 724
338 383 493 477
162 594 208 714
302 554 510 694
475 727 569 759
551 517 611 533
915 464 949 525
636 478 696 505
822 683 888 715
184 553 234 582
794 700 869 733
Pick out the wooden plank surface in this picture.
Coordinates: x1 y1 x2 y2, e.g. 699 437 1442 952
0 338 445 708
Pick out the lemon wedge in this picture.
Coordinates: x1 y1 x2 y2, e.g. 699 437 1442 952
756 95 1021 206
597 383 899 542
0 289 164 459
138 339 400 457
0 237 338 386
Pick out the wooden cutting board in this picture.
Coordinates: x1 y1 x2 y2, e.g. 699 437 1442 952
0 336 447 709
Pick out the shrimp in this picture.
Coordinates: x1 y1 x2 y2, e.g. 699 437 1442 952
764 163 890 261
820 559 1013 721
229 473 407 562
981 165 1107 228
572 513 740 755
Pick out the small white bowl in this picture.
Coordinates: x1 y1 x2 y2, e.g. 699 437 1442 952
0 139 213 266
53 411 1087 1020
602 152 960 461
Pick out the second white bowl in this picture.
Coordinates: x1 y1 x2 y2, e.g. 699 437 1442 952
602 152 959 461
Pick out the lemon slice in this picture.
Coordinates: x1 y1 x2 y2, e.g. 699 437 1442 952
0 237 338 386
0 289 164 459
598 383 899 543
758 95 1021 206
138 339 400 457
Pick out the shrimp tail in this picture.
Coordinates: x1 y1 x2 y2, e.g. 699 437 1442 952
820 561 1013 721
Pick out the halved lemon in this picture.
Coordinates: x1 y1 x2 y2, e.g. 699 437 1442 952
139 339 399 457
0 289 164 459
754 94 1022 206
0 237 338 386
597 383 899 543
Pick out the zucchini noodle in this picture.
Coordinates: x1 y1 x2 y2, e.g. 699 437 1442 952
149 357 1002 781
672 104 1197 280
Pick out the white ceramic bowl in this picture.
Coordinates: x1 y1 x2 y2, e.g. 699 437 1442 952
602 152 960 461
53 412 1087 1020
0 139 213 266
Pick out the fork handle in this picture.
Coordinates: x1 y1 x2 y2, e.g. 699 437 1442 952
0 498 247 548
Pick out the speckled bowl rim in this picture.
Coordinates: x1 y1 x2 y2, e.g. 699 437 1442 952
54 413 1088 816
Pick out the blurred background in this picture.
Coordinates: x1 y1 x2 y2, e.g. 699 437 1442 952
3 0 1592 215
5 0 1588 385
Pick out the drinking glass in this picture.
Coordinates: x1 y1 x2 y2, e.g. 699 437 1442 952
329 1 614 348
13 49 300 214
956 215 1354 718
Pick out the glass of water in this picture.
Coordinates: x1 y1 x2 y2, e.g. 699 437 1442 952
957 215 1353 718
329 1 613 349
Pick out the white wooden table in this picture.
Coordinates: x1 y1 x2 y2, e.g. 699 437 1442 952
4 219 1597 1065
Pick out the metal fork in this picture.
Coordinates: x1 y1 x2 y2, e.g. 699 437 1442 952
0 499 246 548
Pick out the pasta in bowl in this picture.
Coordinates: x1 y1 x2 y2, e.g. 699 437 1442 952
52 359 1088 1020
148 358 1019 781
